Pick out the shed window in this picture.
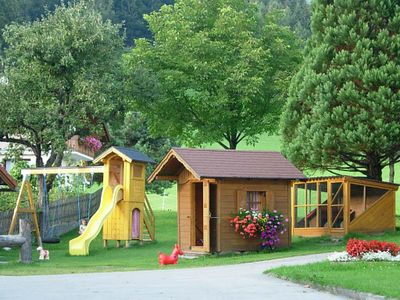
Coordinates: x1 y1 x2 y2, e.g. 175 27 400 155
246 191 266 211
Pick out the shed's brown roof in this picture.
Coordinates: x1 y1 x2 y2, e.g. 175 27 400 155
0 165 17 190
149 148 306 181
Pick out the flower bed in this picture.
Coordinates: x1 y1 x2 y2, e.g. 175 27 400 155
230 208 288 250
328 238 400 262
82 136 102 152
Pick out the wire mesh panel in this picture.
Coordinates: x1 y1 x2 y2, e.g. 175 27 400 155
0 190 102 236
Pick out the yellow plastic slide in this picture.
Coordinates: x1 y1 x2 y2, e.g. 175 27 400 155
69 185 123 256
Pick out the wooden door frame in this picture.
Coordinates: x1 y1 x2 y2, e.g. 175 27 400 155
190 180 214 253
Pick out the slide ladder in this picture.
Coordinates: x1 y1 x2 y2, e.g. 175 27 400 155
69 185 123 256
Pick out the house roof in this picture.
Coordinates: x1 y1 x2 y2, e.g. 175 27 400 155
93 146 155 164
0 165 17 191
148 148 306 182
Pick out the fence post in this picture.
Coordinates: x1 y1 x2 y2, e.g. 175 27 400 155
19 219 32 264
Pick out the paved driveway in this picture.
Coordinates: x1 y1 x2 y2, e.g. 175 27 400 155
0 253 346 300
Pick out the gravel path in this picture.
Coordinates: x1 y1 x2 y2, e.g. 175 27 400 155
0 253 347 300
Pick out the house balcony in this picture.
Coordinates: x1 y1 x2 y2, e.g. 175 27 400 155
66 135 95 162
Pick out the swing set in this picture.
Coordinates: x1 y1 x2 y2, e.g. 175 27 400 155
8 146 156 255
8 166 104 247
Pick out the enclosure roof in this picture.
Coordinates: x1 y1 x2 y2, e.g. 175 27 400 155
148 148 306 182
293 176 399 190
0 165 17 191
93 146 155 164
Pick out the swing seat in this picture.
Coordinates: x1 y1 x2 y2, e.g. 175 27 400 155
42 237 60 244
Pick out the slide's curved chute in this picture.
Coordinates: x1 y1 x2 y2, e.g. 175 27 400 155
69 185 123 256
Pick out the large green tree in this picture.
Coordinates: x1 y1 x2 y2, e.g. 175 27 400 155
0 0 173 51
125 0 302 149
281 0 400 181
0 1 124 188
0 0 61 53
258 0 311 40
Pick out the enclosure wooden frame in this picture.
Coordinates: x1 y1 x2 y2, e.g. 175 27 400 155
291 176 398 237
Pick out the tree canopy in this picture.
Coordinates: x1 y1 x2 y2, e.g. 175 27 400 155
0 0 174 52
280 0 400 181
258 0 311 40
125 0 302 149
0 1 124 170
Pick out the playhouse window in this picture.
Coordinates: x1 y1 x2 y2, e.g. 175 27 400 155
246 191 265 211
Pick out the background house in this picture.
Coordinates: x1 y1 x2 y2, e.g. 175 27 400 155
0 130 110 172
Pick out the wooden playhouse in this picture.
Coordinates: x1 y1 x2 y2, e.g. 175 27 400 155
92 147 156 248
149 148 306 253
292 176 398 237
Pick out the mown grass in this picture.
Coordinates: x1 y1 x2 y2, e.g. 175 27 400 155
268 261 400 298
268 229 400 298
1 210 400 276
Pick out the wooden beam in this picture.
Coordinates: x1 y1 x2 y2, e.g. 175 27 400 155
148 149 201 183
156 175 179 181
16 208 34 213
203 180 210 253
21 166 104 175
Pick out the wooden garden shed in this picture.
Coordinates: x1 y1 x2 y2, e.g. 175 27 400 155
149 148 306 253
292 176 398 237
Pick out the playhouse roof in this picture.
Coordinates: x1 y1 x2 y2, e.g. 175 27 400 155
148 148 306 182
93 146 155 164
0 165 17 191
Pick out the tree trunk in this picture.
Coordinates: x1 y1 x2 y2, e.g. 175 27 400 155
45 152 64 191
19 219 32 264
366 154 382 181
36 155 45 208
228 138 238 149
389 158 395 183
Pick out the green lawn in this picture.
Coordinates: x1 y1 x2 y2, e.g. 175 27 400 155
268 261 400 298
1 209 400 276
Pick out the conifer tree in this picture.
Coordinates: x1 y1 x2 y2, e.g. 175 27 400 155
281 0 400 181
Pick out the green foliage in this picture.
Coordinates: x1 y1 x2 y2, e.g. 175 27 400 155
0 0 61 53
9 160 29 182
281 0 400 180
257 0 311 40
125 0 302 149
110 0 174 45
0 0 173 52
0 1 124 168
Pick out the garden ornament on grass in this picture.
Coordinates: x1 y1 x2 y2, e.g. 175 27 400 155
37 246 50 260
158 244 183 265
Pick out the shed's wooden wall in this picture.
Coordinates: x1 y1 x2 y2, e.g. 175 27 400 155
218 179 291 252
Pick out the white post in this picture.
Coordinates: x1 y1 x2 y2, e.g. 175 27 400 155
162 191 166 211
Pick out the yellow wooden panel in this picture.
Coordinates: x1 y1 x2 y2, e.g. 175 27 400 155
349 192 395 233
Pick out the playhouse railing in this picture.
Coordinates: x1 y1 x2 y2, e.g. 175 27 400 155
143 194 155 241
